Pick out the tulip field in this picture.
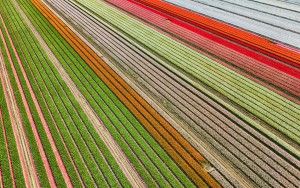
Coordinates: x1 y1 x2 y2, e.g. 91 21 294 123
0 0 299 187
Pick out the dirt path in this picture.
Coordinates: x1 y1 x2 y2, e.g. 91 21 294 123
18 1 146 187
0 27 40 188
1 4 74 185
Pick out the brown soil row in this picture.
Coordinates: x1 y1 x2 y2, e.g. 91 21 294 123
0 26 40 187
33 0 220 187
8 1 76 186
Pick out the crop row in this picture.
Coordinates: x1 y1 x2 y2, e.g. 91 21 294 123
48 0 300 187
166 0 300 48
17 0 201 187
132 0 300 67
30 0 209 186
107 0 300 100
0 10 67 186
1 0 132 187
0 60 24 187
1 14 48 187
74 0 300 157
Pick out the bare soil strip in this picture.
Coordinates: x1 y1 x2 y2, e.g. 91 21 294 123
0 29 40 188
2 2 75 185
0 14 57 188
18 1 145 187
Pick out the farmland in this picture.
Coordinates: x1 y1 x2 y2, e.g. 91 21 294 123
0 0 299 187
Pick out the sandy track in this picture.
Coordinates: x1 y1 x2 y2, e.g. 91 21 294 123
0 14 56 187
19 1 145 187
0 25 40 187
7 1 74 187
